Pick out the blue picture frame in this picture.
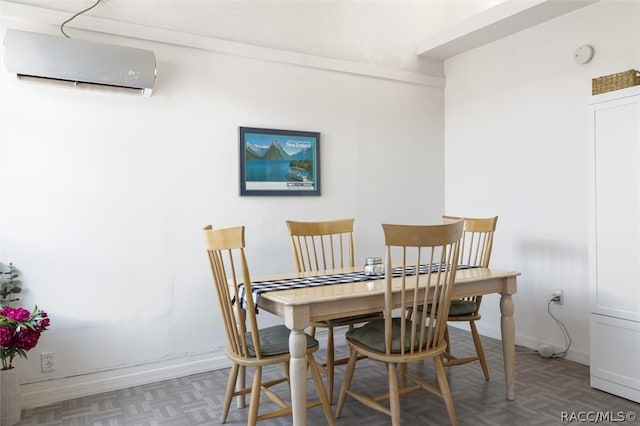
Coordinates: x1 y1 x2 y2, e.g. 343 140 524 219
239 127 321 196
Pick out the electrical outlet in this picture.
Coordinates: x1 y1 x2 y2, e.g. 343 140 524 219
550 289 564 305
41 352 55 372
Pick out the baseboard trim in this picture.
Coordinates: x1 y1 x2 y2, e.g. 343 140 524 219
20 350 230 409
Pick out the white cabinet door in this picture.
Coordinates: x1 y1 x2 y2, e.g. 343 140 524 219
590 88 640 321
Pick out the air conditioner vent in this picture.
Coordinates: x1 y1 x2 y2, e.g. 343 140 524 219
3 29 156 97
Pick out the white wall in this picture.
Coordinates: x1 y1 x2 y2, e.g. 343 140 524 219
0 11 445 407
444 0 640 364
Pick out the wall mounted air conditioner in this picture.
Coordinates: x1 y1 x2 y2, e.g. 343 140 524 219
3 29 156 97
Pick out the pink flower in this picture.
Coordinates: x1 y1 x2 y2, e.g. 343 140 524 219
0 307 31 321
16 328 40 351
38 311 49 328
0 327 13 347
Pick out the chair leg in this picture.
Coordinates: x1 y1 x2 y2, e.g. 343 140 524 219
248 366 262 425
470 321 490 380
336 348 358 418
237 365 246 408
326 326 335 404
400 363 408 388
443 326 454 360
221 363 239 423
388 363 401 426
308 353 336 426
434 356 458 426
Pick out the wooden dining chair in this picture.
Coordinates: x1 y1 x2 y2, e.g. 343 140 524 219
336 220 464 426
286 218 383 403
203 225 334 425
439 215 498 380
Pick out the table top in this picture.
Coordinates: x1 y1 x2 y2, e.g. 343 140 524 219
253 268 519 330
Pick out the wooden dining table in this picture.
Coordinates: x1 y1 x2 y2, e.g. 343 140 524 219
253 266 519 426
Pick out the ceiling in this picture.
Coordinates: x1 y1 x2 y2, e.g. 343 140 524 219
2 0 501 75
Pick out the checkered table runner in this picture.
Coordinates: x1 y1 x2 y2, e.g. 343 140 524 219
237 264 474 311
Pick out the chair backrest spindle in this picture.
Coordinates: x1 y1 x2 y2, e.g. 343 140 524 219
443 215 497 268
286 218 355 272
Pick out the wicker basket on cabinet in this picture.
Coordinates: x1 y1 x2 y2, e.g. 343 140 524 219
592 70 640 95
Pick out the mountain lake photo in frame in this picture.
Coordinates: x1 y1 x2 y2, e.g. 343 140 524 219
239 127 320 196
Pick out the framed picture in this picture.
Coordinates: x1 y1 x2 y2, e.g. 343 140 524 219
239 127 321 196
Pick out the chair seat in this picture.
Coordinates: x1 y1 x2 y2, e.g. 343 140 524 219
448 300 477 316
247 324 318 356
313 312 384 327
419 299 477 317
345 318 419 354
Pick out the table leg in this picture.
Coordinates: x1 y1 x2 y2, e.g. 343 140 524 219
500 292 516 400
290 328 308 426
